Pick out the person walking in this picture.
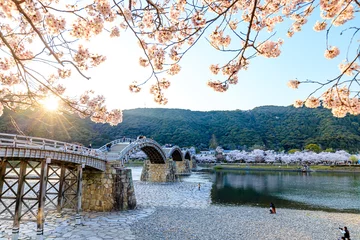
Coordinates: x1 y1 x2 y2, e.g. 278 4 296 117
198 183 201 190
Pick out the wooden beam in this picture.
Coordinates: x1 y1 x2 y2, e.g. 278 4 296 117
0 159 6 197
36 159 49 240
12 160 27 240
75 165 83 225
57 165 66 213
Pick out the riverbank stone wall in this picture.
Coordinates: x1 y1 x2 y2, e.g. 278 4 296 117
140 160 177 182
82 162 136 211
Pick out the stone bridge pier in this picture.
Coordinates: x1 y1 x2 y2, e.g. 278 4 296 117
191 159 197 169
140 160 177 182
82 162 137 211
175 159 191 175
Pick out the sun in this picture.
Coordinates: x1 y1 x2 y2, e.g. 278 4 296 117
42 96 59 111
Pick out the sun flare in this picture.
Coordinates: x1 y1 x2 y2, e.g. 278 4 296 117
42 96 59 111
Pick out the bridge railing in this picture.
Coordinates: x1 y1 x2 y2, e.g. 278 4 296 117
0 133 106 159
98 137 135 152
117 138 166 164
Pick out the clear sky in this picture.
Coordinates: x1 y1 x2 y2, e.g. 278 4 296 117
64 11 357 112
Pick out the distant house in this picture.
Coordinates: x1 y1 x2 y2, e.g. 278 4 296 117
200 150 215 155
223 150 231 154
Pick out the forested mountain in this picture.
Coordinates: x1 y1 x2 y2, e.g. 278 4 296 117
1 106 360 152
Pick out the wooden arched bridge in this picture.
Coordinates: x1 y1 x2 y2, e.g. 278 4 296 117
0 133 194 239
98 137 193 166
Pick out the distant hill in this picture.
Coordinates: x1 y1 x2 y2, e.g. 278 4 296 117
1 106 360 152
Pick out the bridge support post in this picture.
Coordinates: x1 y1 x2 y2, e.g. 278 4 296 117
0 160 6 198
113 167 137 210
191 159 197 169
56 165 66 214
12 160 27 240
36 159 49 240
75 165 83 225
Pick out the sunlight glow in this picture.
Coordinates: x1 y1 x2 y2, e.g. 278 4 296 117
42 96 59 111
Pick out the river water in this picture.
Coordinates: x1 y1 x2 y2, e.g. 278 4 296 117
129 166 360 213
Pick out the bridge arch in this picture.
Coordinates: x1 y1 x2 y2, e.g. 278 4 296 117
117 139 167 164
165 146 183 161
183 150 192 161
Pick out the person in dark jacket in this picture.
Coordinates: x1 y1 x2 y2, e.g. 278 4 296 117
340 226 350 240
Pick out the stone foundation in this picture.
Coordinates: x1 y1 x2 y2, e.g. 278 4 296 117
191 159 197 169
113 168 137 210
140 160 177 182
82 163 136 211
82 164 114 211
175 160 191 174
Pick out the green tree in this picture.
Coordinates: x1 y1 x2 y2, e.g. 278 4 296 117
288 149 300 154
349 155 357 164
324 148 335 153
304 144 322 153
209 134 218 149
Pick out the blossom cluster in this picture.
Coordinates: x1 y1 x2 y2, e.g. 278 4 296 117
324 46 340 59
258 40 283 58
209 29 231 49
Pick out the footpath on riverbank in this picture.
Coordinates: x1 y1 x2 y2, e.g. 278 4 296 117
0 180 359 239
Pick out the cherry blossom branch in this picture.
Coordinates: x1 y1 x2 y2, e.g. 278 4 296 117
12 0 63 65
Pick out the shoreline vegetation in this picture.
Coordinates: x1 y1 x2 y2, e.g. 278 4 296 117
210 163 360 173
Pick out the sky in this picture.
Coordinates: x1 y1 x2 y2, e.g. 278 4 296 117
64 9 358 112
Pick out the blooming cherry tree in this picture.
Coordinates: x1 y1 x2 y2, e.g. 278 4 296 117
0 0 359 124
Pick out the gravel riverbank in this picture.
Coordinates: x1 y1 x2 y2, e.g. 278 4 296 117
131 181 360 240
131 205 360 240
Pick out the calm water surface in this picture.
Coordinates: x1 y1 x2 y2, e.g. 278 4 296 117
130 166 360 213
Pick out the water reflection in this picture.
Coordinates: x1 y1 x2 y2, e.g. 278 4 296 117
211 170 360 213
